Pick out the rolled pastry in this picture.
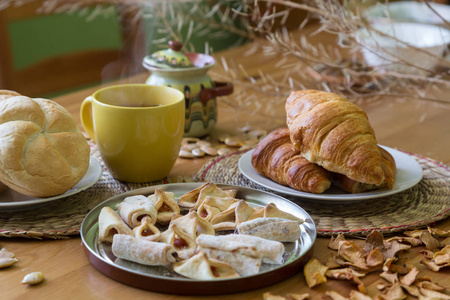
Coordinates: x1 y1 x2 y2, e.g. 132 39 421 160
221 234 285 264
132 216 161 242
173 252 239 280
237 217 301 242
159 224 197 260
171 211 215 238
210 200 257 231
112 234 177 266
197 196 239 221
196 234 263 276
147 188 180 224
98 207 133 243
178 183 237 210
116 195 157 228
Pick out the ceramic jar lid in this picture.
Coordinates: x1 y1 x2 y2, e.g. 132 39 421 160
145 41 194 69
143 41 216 71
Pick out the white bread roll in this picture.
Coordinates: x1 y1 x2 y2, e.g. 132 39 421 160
0 90 21 101
0 95 90 197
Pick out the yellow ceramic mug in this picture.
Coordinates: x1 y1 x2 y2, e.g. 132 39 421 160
80 84 185 182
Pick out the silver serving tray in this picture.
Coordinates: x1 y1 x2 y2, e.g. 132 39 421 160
80 182 316 295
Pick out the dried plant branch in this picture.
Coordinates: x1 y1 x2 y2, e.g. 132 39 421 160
423 0 450 27
3 0 450 121
213 0 450 120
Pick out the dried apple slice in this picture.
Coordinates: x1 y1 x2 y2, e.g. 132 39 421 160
303 258 328 288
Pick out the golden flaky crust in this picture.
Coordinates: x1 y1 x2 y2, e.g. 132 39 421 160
286 90 385 186
0 95 90 197
332 147 396 193
251 128 331 194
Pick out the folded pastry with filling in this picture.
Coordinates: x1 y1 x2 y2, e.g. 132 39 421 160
160 212 216 260
112 234 177 266
116 195 157 228
133 216 161 242
147 188 180 224
196 234 263 276
159 224 197 260
237 217 301 242
177 182 237 210
170 211 215 238
173 251 239 280
197 196 239 221
98 207 133 243
210 200 257 231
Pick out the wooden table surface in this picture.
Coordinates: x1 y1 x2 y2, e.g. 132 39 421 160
1 29 450 300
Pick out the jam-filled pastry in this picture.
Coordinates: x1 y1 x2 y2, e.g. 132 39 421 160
159 223 197 260
173 251 239 280
170 211 215 238
196 234 263 276
133 216 161 242
116 195 157 228
178 183 237 210
262 203 304 223
221 234 285 265
147 188 180 224
98 207 133 243
197 196 239 222
236 217 301 242
112 234 177 266
210 200 256 231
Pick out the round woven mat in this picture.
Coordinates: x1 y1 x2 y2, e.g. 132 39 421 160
194 150 450 237
0 141 190 240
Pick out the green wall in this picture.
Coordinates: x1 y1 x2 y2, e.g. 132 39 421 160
9 8 122 71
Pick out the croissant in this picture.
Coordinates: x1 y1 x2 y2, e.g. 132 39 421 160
251 128 332 194
331 146 396 193
252 128 395 194
286 90 384 186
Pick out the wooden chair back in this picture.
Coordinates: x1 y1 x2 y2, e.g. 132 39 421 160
0 1 145 97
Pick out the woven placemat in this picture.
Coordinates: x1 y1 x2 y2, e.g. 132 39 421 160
2 140 449 239
194 149 450 237
0 140 190 240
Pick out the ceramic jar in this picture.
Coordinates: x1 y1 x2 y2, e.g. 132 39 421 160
143 41 233 137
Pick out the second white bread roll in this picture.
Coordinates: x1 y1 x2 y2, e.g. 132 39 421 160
0 95 90 197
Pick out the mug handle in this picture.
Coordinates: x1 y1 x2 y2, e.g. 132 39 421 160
199 81 233 104
80 96 96 143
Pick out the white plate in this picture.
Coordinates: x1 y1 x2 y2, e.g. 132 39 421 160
0 156 103 211
238 146 423 201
